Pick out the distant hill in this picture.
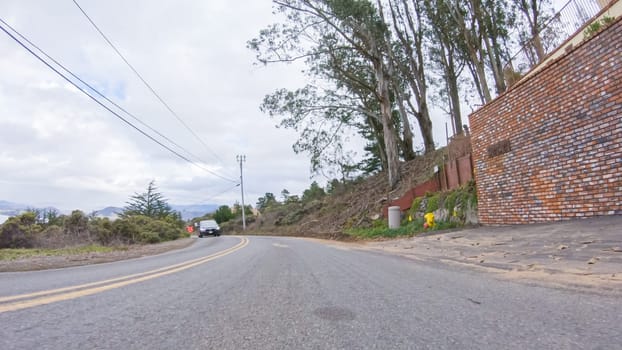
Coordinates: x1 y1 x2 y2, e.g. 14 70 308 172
0 200 28 212
171 204 219 220
94 206 123 219
0 200 219 222
93 204 218 221
0 200 61 217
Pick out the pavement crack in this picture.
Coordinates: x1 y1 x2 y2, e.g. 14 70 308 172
467 298 482 305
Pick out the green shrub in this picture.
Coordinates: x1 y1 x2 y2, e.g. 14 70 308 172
111 218 140 243
0 221 33 248
346 219 422 239
138 231 161 244
445 191 458 212
372 219 386 228
426 194 440 212
108 215 183 244
0 213 43 248
584 16 615 38
89 218 113 244
410 197 423 213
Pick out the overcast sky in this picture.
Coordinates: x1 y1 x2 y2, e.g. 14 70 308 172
0 0 458 212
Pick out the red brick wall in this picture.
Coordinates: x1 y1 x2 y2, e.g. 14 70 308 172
469 18 622 225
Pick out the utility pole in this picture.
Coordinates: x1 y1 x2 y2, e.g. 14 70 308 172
236 155 246 230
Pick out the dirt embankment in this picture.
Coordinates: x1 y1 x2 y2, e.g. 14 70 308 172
250 151 445 237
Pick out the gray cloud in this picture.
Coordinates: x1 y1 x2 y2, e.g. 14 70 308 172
1 0 455 213
0 0 317 212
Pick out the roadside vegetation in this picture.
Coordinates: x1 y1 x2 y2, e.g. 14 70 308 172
243 149 478 239
0 245 120 261
0 180 188 257
347 180 478 239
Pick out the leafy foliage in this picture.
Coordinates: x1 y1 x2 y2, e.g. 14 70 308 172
213 205 234 224
302 181 326 203
232 202 254 217
0 182 185 249
256 192 279 211
584 16 615 38
0 215 37 249
250 0 557 184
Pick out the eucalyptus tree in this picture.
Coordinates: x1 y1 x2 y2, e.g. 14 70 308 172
377 0 435 153
440 0 514 103
479 0 514 95
423 0 467 134
260 84 360 176
512 0 554 65
250 0 411 188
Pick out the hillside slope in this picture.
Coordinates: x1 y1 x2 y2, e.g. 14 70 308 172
247 150 445 238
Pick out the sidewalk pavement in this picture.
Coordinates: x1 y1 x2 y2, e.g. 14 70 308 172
360 216 622 294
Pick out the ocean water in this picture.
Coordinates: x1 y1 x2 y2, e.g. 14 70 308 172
0 214 9 224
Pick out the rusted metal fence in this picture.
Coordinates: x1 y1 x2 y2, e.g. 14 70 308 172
383 136 474 216
439 154 474 192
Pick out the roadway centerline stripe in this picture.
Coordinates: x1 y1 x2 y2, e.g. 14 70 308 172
0 237 247 304
0 237 249 313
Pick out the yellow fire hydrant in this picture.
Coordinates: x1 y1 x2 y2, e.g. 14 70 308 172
423 212 435 229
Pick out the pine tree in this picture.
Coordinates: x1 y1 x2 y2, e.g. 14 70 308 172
121 180 176 220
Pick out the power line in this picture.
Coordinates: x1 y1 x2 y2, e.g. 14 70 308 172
182 182 241 205
202 183 241 203
0 18 238 183
72 0 232 175
0 17 235 183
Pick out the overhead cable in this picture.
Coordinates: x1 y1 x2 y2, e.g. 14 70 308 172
0 18 234 182
72 0 232 175
0 18 238 183
197 183 241 204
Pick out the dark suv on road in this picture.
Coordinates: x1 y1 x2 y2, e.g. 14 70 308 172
198 220 221 237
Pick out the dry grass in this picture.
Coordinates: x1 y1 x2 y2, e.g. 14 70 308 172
248 150 446 237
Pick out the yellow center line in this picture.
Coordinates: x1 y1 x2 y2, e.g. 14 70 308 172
0 237 249 313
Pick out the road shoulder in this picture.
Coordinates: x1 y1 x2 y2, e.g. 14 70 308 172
0 238 197 272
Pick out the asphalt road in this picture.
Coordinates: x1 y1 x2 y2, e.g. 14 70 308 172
1 236 620 350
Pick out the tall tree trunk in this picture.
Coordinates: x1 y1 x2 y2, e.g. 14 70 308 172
446 53 463 134
384 0 436 154
466 59 487 104
367 115 388 171
424 0 464 135
471 0 506 94
394 89 417 160
414 101 435 152
374 58 401 188
472 50 492 102
449 0 492 102
517 0 546 61
378 0 417 161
